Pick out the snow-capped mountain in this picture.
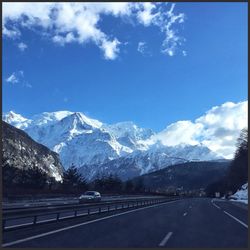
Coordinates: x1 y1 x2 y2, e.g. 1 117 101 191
3 111 133 168
2 111 32 129
78 143 222 180
3 110 224 180
103 121 154 150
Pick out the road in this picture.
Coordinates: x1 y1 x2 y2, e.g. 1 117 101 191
2 198 248 248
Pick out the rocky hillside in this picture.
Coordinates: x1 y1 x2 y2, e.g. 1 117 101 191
2 121 64 181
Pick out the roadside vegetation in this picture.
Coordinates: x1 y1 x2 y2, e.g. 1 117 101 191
206 128 248 197
2 163 154 199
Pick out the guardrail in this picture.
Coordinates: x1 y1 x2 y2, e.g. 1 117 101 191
2 197 180 231
2 195 166 211
2 197 172 216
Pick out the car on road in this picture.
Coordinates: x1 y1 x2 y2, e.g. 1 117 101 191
79 191 101 203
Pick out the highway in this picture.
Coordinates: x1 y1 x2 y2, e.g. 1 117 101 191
2 198 248 248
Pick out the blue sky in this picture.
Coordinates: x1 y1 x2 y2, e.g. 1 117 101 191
2 2 248 132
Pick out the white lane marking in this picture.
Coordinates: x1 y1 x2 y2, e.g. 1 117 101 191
223 211 248 229
2 200 180 247
158 232 173 247
183 212 187 216
212 202 221 210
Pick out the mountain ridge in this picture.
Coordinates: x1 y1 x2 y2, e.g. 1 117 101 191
3 110 224 180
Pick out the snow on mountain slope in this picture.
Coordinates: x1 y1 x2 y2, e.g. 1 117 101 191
26 112 102 148
103 121 154 150
79 142 222 180
3 111 132 169
2 111 32 129
3 110 224 179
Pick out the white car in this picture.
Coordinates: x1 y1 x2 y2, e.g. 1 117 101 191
79 191 101 203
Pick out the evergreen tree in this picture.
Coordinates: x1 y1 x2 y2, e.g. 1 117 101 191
134 178 145 193
205 129 248 197
124 180 134 193
62 164 88 192
226 128 248 192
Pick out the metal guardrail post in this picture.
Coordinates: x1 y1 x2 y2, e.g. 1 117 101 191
56 213 60 221
74 210 77 217
88 208 90 216
33 215 37 224
3 220 6 230
108 205 110 212
121 204 124 209
99 207 101 214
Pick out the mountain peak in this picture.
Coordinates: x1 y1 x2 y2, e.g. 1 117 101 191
69 112 102 129
3 111 30 129
3 110 26 121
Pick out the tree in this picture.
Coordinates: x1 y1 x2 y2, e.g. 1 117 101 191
62 164 88 192
124 180 134 193
91 174 123 193
134 178 145 193
206 129 248 197
27 167 48 189
226 128 248 192
46 176 58 190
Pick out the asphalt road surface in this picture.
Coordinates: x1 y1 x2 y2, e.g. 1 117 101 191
2 198 248 248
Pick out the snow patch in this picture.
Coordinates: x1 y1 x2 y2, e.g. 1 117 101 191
230 183 248 204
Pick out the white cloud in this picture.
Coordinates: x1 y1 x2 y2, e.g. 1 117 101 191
2 2 186 59
5 70 31 88
151 101 248 159
160 4 185 57
136 2 158 26
195 101 247 158
137 41 152 56
18 42 28 51
6 71 24 84
154 120 203 146
100 38 121 60
137 41 146 54
25 82 32 88
6 73 19 84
